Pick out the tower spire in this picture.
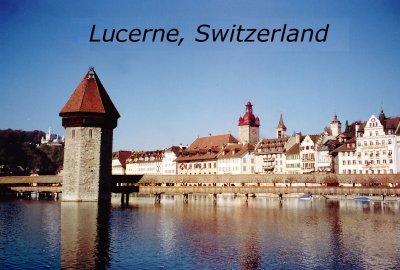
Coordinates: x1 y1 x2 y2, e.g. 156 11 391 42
276 114 287 138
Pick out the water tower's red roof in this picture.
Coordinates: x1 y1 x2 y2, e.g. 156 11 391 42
60 67 120 119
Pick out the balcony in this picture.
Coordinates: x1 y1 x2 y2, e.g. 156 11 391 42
263 157 275 162
262 165 275 171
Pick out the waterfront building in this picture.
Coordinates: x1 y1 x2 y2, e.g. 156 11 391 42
217 143 255 174
126 150 164 175
59 67 120 201
112 150 132 175
335 138 357 174
254 115 288 174
238 101 260 145
333 121 359 174
162 146 183 174
254 138 288 174
300 135 320 173
355 110 400 174
284 133 320 174
315 132 340 173
285 134 302 174
176 133 238 175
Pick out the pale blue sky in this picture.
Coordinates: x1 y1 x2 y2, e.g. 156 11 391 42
1 0 399 150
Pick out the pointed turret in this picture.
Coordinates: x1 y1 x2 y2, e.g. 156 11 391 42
60 67 120 129
276 114 287 138
378 108 386 125
277 114 287 130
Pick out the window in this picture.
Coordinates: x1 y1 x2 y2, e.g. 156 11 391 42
71 129 75 139
364 141 367 146
375 140 379 145
388 139 392 144
370 141 373 145
375 131 378 136
89 129 92 139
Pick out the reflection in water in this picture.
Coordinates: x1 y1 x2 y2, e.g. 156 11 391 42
61 202 110 269
1 196 400 269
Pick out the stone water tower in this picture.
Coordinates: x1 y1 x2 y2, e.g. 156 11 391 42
59 67 120 201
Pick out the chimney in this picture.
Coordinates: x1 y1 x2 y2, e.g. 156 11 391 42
295 133 301 144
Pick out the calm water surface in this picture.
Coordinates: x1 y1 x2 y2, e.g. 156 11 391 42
0 196 399 269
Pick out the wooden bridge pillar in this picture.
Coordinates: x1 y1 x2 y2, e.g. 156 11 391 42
120 193 130 205
155 193 161 204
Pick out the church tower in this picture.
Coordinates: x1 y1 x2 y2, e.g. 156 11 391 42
276 114 287 138
238 101 260 144
59 67 120 201
330 113 341 137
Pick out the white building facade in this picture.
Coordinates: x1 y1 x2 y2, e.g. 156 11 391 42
356 113 400 174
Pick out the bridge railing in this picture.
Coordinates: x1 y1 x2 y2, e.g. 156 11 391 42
139 186 400 196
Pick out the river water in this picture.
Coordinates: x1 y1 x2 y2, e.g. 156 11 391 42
0 195 399 269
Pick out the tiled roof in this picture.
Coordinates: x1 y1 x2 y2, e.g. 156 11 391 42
217 143 254 159
112 150 132 168
188 134 238 151
126 150 164 163
175 152 218 162
333 138 356 152
286 143 300 155
255 137 288 154
276 114 287 130
384 117 400 134
308 135 321 144
60 67 120 119
165 146 185 156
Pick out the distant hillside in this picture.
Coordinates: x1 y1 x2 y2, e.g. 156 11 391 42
0 129 64 176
